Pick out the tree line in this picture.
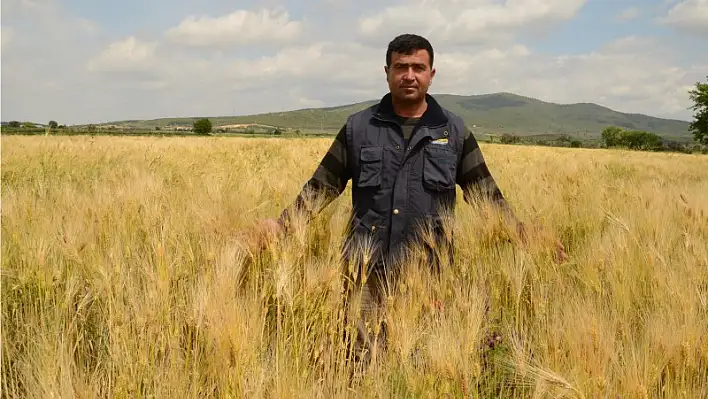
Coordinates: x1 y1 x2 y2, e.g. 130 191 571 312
601 127 663 151
5 120 66 129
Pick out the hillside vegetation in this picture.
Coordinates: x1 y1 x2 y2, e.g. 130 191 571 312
2 135 707 398
104 92 692 139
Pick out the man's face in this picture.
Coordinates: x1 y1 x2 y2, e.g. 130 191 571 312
385 49 435 104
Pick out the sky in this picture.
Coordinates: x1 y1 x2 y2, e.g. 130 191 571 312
1 0 707 125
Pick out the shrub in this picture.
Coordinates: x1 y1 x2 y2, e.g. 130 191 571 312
602 126 664 151
500 133 521 144
193 118 212 135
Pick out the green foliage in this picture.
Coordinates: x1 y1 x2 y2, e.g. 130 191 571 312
8 121 20 128
688 76 708 145
500 133 521 144
601 126 623 147
602 126 664 151
23 122 36 128
193 118 212 135
48 120 58 129
622 130 663 150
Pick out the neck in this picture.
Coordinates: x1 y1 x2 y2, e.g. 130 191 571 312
392 96 428 118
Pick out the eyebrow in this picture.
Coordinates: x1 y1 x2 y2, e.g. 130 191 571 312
393 61 427 67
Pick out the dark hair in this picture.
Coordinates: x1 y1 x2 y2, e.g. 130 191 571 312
386 34 434 67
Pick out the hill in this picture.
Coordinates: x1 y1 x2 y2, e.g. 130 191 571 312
105 92 692 139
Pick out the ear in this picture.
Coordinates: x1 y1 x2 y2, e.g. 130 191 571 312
431 67 436 79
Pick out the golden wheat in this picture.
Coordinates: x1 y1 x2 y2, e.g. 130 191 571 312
2 135 707 398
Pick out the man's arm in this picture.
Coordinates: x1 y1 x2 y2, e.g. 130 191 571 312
277 124 351 232
456 128 513 215
455 129 568 261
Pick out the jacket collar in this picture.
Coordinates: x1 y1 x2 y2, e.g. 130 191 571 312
373 92 448 127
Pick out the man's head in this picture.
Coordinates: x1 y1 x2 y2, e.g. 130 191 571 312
384 34 435 105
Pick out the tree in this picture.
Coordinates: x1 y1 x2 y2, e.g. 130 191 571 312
48 120 58 129
8 121 20 128
602 126 664 151
601 126 623 147
621 130 663 151
688 76 708 145
193 118 212 135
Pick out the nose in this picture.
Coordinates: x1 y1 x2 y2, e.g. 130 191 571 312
403 67 415 80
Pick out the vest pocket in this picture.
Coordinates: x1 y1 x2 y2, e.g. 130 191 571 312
423 145 457 191
344 209 384 262
358 146 383 187
354 208 382 233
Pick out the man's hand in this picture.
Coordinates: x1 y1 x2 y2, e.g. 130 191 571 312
516 221 568 263
554 239 568 263
237 218 284 256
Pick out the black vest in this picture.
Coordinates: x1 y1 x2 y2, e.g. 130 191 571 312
342 94 466 270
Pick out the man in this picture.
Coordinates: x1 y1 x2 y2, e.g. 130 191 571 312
248 33 565 366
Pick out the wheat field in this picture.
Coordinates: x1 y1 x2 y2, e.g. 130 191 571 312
2 135 707 398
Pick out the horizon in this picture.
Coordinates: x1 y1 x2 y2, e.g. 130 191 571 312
104 90 696 125
2 91 693 126
2 0 707 125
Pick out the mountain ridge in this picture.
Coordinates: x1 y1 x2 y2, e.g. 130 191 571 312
105 92 692 139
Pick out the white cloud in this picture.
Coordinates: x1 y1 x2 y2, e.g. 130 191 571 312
2 27 15 47
658 0 708 35
429 37 704 119
88 37 158 73
600 35 654 52
165 7 304 48
1 0 705 126
18 0 52 9
72 35 703 123
615 6 641 21
2 0 99 35
0 0 107 124
359 0 588 45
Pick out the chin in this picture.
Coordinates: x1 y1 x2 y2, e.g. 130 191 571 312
396 91 420 99
401 94 423 103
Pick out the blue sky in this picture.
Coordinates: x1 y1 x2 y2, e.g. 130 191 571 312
2 0 707 124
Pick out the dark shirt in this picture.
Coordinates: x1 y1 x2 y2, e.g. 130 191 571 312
395 116 421 147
